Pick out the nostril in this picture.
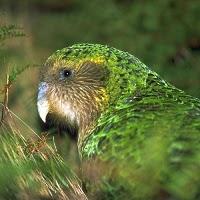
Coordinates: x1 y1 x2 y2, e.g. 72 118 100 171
38 82 49 100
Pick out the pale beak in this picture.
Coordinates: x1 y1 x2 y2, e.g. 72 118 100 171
37 82 49 123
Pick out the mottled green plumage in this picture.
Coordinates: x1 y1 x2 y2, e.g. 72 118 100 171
38 43 200 200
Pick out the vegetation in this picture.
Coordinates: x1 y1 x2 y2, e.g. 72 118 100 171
0 0 199 199
0 24 87 199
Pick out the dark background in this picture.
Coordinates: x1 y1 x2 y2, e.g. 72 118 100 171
0 0 200 131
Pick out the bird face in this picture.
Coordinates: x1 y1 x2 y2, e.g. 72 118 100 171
37 43 146 142
37 48 109 139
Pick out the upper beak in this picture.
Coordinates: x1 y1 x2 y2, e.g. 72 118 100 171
37 82 49 123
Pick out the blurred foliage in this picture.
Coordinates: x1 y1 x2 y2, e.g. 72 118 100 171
0 25 24 42
0 0 199 124
0 105 86 199
1 0 199 99
0 22 85 199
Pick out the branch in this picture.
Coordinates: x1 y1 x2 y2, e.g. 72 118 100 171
1 73 11 124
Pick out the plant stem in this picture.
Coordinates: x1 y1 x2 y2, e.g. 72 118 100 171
1 74 10 123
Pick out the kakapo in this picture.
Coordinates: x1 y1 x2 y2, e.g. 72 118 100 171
37 43 200 200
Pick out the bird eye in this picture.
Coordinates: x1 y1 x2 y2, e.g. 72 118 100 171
60 69 72 80
63 69 72 77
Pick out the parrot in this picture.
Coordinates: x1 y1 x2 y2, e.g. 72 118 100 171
37 43 200 200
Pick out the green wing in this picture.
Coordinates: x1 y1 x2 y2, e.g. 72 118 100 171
81 67 200 200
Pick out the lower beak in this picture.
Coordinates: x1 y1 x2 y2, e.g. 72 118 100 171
37 82 49 123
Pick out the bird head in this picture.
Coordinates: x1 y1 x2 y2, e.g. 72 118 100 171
37 43 148 144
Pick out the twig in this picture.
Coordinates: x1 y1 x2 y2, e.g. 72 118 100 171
1 73 11 124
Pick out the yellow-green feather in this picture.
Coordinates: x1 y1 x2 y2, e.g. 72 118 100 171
47 43 200 199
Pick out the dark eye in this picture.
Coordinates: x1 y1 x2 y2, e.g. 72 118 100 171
60 69 72 80
63 69 72 77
